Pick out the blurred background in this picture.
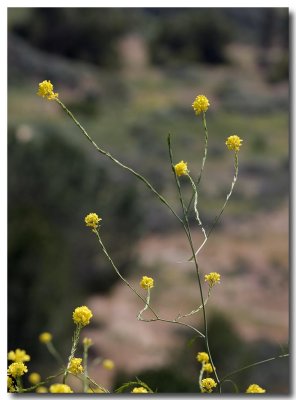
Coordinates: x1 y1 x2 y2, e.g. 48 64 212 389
8 8 289 394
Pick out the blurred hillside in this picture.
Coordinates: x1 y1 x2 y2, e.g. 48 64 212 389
8 8 289 394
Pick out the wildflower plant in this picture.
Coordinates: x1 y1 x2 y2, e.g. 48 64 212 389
7 81 288 393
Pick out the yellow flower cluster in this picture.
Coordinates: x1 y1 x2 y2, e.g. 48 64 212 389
85 213 102 229
225 135 243 152
28 372 41 385
49 383 73 393
8 348 31 363
203 363 214 373
39 332 52 343
205 272 221 288
192 95 210 115
73 305 93 326
7 376 16 392
140 276 154 290
174 160 189 177
7 362 28 378
102 359 115 370
246 384 266 393
132 387 148 393
201 377 217 393
68 357 84 374
37 80 58 100
196 352 209 363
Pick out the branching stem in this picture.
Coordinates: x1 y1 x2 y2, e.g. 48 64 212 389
55 99 182 225
167 134 220 390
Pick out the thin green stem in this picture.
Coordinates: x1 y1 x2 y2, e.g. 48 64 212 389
185 225 221 390
86 375 110 393
83 344 89 392
167 136 190 232
221 379 239 393
197 112 209 187
94 229 158 319
16 376 23 393
188 151 239 261
21 372 64 393
188 173 207 246
206 151 239 241
140 316 204 338
177 287 211 320
115 379 154 393
46 341 65 367
63 325 82 384
55 99 182 225
199 363 204 392
187 111 209 211
66 371 109 393
221 353 289 382
137 288 151 320
167 134 220 389
94 228 204 338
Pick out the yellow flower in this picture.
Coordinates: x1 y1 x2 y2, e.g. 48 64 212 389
225 135 243 152
196 352 209 363
49 383 73 393
39 332 52 343
73 305 93 326
85 213 102 229
7 376 16 392
7 362 28 378
192 95 210 115
102 359 115 370
37 80 58 100
28 372 41 385
83 337 93 347
203 363 215 373
8 348 31 362
140 276 154 290
68 357 84 374
132 387 148 393
205 272 221 288
7 376 13 387
201 378 217 393
174 160 189 177
36 386 48 393
246 384 266 393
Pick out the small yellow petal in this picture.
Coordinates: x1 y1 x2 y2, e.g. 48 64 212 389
225 135 243 152
192 95 210 115
102 359 115 370
246 384 266 393
85 213 102 229
174 161 189 177
37 80 58 100
39 332 52 343
140 276 154 290
72 305 93 326
204 272 221 288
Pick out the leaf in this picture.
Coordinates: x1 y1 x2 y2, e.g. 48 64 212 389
115 381 137 393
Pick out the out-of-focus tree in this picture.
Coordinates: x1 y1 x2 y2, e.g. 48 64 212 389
9 8 134 68
149 10 232 65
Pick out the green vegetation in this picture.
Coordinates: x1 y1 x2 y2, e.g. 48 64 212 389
8 7 289 394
